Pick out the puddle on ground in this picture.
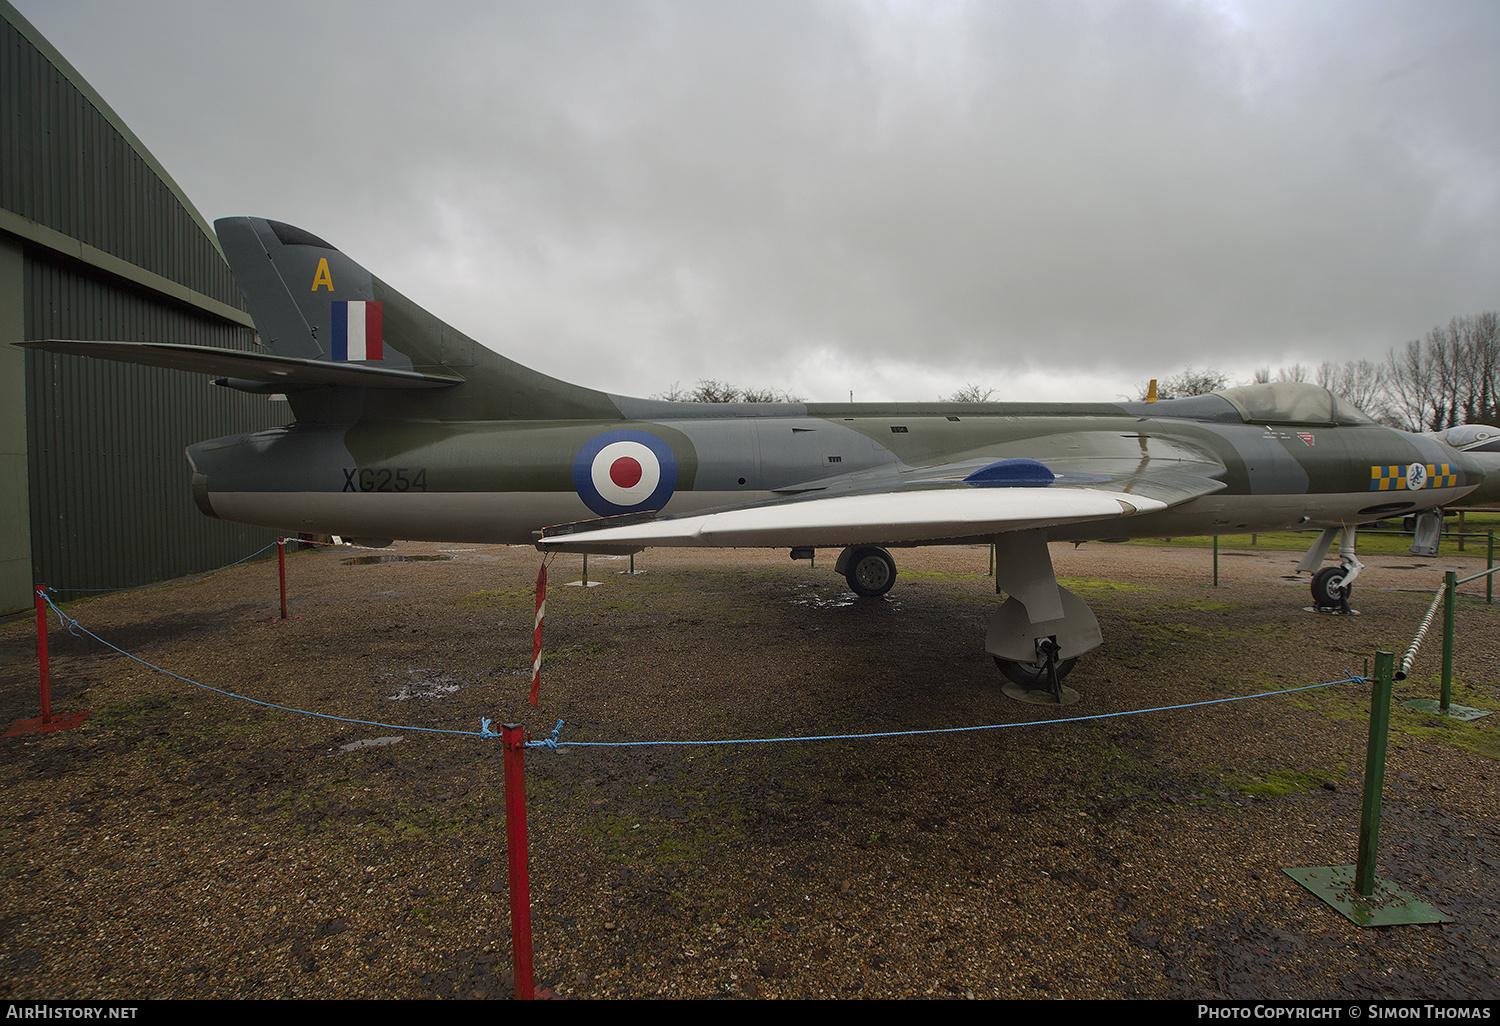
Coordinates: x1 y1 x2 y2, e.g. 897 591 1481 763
336 736 404 753
782 582 900 611
342 554 453 566
383 668 466 701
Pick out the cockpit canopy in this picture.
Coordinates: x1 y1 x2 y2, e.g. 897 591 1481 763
1213 382 1377 426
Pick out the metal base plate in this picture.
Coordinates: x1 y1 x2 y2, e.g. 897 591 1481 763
1002 683 1081 706
1283 865 1451 926
1401 698 1491 721
4 710 89 737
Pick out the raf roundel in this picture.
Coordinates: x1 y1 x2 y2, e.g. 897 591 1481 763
572 430 678 517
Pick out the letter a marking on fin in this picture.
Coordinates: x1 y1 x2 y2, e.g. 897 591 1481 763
312 258 334 291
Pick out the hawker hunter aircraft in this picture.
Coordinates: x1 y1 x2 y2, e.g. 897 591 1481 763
21 218 1500 693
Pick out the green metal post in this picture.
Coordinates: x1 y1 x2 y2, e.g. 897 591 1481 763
1441 571 1455 714
1488 531 1494 605
989 543 995 576
1213 536 1218 587
1354 652 1395 898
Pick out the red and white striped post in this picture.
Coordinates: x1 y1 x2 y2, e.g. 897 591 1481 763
530 565 546 707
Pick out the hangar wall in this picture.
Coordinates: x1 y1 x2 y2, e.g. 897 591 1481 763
1 1 284 614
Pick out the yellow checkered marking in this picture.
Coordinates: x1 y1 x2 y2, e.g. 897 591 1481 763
1370 464 1457 490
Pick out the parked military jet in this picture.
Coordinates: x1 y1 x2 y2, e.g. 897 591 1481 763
21 218 1500 692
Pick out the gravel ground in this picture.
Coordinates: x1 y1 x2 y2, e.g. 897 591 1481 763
0 539 1496 1000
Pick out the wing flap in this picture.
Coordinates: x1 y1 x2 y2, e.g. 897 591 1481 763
16 340 464 389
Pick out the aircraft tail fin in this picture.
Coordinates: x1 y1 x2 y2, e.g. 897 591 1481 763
214 217 618 420
216 216 468 375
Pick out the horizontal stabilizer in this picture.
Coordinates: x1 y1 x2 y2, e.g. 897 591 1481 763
16 340 465 389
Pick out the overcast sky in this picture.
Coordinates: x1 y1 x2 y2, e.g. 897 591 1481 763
14 0 1500 403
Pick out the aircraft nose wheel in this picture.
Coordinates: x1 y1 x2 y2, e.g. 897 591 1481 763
1310 565 1353 614
842 546 897 597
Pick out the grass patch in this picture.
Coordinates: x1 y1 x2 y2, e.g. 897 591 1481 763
1162 598 1240 612
1057 577 1156 595
1122 514 1500 556
1393 703 1500 760
452 589 532 611
1289 678 1498 761
1227 767 1327 797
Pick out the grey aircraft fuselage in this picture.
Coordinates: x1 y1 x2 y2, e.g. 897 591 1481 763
187 393 1485 551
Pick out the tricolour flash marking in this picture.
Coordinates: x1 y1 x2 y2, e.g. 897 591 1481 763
331 301 384 361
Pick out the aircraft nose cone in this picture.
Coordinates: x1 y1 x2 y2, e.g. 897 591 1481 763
1457 449 1500 505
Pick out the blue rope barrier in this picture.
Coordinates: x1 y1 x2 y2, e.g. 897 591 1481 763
42 593 485 739
524 678 1364 749
38 593 1364 753
45 541 280 595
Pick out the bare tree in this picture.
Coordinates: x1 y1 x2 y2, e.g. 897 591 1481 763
651 379 803 403
1380 314 1500 430
1454 312 1500 424
1137 366 1229 401
650 381 692 402
1314 359 1392 421
948 383 996 402
739 386 806 403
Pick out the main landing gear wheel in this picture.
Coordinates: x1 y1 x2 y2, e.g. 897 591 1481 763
994 654 1082 706
843 546 897 598
1311 565 1353 613
993 655 1078 688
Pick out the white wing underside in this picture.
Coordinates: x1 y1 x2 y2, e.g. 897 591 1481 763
538 486 1168 552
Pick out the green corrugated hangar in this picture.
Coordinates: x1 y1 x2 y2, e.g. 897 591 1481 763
2 1 283 615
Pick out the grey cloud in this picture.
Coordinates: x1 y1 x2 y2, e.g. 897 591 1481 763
16 0 1499 401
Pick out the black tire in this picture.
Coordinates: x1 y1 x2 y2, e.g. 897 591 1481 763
844 546 897 597
994 655 1078 688
1311 566 1351 608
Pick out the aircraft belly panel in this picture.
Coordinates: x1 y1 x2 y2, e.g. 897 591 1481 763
199 489 776 545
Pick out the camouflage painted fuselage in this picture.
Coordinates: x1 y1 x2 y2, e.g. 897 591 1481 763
188 386 1490 548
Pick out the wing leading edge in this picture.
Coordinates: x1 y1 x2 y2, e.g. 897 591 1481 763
539 453 1228 553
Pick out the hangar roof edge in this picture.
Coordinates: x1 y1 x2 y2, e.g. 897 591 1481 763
0 0 225 261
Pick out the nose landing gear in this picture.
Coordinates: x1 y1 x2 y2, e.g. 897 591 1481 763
1299 527 1364 614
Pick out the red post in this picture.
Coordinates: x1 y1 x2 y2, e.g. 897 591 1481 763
278 538 288 620
502 723 535 999
5 586 87 738
35 586 52 725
